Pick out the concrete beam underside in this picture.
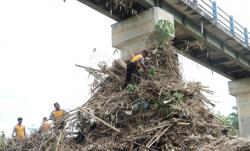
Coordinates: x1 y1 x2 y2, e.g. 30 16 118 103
229 77 250 138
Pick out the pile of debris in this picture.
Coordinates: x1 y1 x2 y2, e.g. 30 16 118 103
4 44 250 151
72 45 228 151
199 136 250 151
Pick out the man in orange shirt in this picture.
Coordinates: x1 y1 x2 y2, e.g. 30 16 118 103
12 117 26 142
39 117 51 133
50 102 66 130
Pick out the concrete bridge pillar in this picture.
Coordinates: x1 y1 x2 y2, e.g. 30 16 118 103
111 7 174 60
229 77 250 138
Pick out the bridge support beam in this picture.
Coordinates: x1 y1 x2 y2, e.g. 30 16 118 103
229 77 250 137
111 7 174 59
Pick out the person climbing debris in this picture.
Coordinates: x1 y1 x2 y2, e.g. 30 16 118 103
12 117 26 142
39 117 51 134
50 102 66 130
124 50 149 87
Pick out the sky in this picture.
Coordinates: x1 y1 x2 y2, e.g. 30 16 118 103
0 0 249 137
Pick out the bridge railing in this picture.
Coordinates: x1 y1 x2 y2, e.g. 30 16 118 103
190 0 250 47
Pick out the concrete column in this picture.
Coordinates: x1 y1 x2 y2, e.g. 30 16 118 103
111 7 174 60
229 77 250 138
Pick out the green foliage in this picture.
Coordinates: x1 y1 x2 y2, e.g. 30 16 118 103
226 112 239 130
0 131 6 151
28 127 38 135
155 19 174 46
50 143 56 151
126 84 137 93
215 110 239 136
173 92 184 103
148 67 156 77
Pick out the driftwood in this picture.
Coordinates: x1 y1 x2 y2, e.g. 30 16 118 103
75 64 102 72
5 43 248 151
142 123 170 133
81 108 120 133
127 140 157 151
55 131 62 151
114 58 127 70
146 125 172 148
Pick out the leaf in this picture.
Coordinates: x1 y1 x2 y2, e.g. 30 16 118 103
174 92 184 102
148 67 156 77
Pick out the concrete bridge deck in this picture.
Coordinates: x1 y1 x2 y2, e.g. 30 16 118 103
77 0 250 138
78 0 250 80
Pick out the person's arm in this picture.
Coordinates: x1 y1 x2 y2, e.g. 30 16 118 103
39 123 43 132
12 127 16 138
139 58 147 71
48 122 51 129
49 112 54 121
62 109 67 120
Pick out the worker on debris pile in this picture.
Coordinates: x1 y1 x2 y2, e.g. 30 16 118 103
50 102 66 130
124 50 149 87
12 117 26 142
39 117 51 133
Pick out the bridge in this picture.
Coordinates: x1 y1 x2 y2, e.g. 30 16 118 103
77 0 250 137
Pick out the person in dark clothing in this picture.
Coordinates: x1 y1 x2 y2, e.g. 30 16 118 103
124 50 148 87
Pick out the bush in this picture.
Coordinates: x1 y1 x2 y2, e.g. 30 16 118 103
155 19 174 46
0 132 6 151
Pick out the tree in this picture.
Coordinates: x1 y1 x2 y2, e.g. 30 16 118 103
225 112 239 130
0 131 6 151
216 106 239 135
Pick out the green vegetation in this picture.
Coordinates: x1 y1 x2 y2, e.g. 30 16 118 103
155 19 175 46
126 84 137 93
148 67 156 77
173 92 184 103
216 107 239 135
0 131 6 151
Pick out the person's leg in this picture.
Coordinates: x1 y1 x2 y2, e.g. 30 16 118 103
125 62 135 84
133 66 142 84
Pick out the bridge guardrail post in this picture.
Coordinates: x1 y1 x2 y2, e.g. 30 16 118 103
249 32 250 47
244 28 249 46
212 1 217 23
193 0 198 7
229 16 234 36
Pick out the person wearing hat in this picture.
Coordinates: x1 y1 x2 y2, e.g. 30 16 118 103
12 117 26 141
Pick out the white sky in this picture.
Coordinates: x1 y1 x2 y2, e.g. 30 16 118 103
0 0 249 137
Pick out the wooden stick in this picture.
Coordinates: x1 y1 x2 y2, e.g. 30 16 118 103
107 69 121 80
129 49 135 57
98 64 120 80
38 137 46 151
177 122 191 126
145 128 164 148
80 109 120 133
147 125 172 148
114 59 127 69
75 64 102 72
211 113 225 123
127 140 157 151
142 123 170 133
55 131 62 151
